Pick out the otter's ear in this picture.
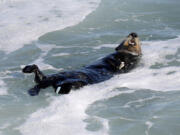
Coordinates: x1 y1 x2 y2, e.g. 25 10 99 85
115 41 125 51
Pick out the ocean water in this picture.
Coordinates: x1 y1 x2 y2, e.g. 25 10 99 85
0 0 180 135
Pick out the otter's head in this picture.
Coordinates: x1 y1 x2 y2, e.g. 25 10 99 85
115 33 142 55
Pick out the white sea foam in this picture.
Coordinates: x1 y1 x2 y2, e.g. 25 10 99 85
31 43 87 70
114 18 129 22
18 72 137 135
52 53 70 57
145 121 154 135
94 37 180 91
31 43 75 70
0 0 101 53
123 96 160 108
30 44 60 70
0 79 8 95
93 44 117 50
18 36 180 135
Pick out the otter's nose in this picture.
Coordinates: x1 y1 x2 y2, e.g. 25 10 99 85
129 32 138 38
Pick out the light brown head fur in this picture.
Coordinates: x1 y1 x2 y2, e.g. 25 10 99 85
116 33 142 56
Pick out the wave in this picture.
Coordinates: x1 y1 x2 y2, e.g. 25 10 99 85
18 36 180 134
0 0 101 53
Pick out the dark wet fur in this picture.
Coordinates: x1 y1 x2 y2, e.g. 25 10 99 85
22 51 140 96
22 33 141 96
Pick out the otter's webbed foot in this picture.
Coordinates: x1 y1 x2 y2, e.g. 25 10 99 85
22 64 38 73
28 86 40 96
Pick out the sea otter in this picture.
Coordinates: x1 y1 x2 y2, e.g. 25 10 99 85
22 33 142 96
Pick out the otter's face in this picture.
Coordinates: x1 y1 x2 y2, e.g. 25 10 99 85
115 33 142 55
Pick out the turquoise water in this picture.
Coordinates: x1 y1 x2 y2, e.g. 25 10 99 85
0 0 180 135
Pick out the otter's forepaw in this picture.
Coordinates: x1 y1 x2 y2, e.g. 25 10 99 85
28 87 40 96
22 64 38 73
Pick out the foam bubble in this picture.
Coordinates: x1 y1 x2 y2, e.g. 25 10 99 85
0 0 101 53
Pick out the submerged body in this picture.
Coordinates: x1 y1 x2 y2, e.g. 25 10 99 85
22 33 141 96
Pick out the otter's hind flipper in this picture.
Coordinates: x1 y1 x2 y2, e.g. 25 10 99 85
56 83 72 94
55 79 87 94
